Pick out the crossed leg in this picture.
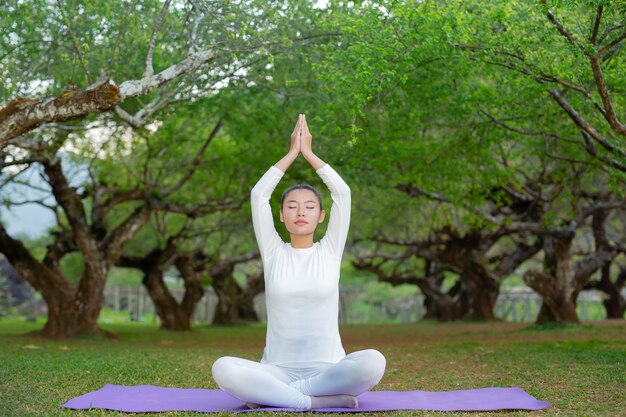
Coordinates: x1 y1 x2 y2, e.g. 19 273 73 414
211 350 386 410
211 356 311 409
289 349 387 397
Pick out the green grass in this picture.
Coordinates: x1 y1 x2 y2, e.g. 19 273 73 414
0 318 624 416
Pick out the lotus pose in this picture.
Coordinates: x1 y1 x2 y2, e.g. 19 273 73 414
211 114 386 410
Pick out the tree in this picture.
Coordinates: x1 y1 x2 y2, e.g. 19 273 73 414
458 0 626 173
522 192 623 323
0 114 235 337
352 185 544 322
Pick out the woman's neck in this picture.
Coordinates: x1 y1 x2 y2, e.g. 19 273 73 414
290 234 314 248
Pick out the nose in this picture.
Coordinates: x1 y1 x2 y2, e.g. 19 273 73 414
297 206 305 216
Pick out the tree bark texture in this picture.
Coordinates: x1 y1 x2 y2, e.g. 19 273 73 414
119 247 206 331
210 256 263 325
0 49 216 147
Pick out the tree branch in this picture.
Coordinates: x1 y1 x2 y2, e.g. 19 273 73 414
91 187 144 229
0 81 120 147
493 238 543 277
541 0 587 55
152 197 243 217
161 119 222 196
42 157 96 257
598 24 624 45
590 6 603 45
589 54 626 136
0 49 216 147
548 89 625 157
598 30 626 57
6 198 56 211
144 0 172 78
479 108 580 145
395 182 500 224
42 230 76 274
0 222 74 297
118 49 215 100
101 205 152 264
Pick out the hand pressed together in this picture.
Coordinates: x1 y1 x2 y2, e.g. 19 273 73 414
290 113 314 157
275 113 325 173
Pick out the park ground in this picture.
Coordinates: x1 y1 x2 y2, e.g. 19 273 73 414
0 319 624 417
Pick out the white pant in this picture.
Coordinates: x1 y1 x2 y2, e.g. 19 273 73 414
211 349 386 410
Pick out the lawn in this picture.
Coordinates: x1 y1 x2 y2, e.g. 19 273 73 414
0 318 624 416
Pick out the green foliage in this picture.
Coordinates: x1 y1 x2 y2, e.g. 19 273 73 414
307 0 625 244
58 252 84 285
106 267 144 287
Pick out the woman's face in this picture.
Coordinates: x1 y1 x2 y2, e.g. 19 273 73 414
280 189 326 236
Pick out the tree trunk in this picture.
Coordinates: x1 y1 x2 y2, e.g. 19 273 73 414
237 271 264 322
534 291 580 324
464 271 499 321
177 254 206 328
422 296 467 321
0 224 116 338
36 283 113 338
212 273 243 325
237 294 260 321
121 247 206 331
143 268 192 331
439 233 501 321
211 272 261 325
524 236 581 324
597 264 626 319
467 285 499 320
417 277 469 321
43 266 116 338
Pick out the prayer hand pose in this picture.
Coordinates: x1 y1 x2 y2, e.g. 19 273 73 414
211 114 386 411
276 114 325 173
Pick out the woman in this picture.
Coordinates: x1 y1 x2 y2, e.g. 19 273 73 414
212 114 386 410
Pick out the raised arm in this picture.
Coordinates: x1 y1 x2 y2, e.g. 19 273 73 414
250 116 302 260
301 115 351 257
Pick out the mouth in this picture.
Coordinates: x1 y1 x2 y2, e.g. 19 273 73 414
295 221 308 225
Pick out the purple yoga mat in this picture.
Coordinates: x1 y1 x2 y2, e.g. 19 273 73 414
61 384 550 413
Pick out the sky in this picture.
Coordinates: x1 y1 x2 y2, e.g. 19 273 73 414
1 154 86 239
1 203 54 239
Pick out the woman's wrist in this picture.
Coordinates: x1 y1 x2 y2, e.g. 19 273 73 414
302 150 326 170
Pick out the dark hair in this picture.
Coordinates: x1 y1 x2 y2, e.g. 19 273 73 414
280 184 323 210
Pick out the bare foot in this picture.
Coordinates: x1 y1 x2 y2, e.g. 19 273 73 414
310 394 358 409
246 402 262 409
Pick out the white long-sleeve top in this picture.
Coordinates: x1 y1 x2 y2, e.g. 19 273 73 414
250 164 351 367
